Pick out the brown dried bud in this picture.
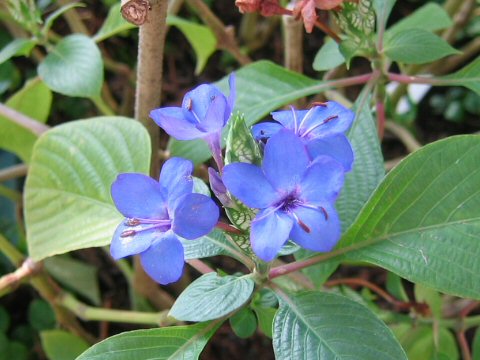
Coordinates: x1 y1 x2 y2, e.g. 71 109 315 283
121 0 150 26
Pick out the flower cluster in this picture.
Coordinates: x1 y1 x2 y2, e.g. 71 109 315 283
110 73 355 284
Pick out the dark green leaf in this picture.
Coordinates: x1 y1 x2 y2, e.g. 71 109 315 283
229 307 257 338
41 330 89 360
0 306 9 333
28 299 56 331
38 34 103 97
340 135 480 299
442 56 480 96
169 61 334 164
384 29 460 64
0 78 51 163
473 327 480 360
386 3 452 37
25 117 151 260
44 255 101 305
76 322 221 360
252 305 276 338
170 273 255 321
273 291 407 359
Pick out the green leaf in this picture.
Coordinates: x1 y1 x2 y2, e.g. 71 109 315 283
338 90 384 230
384 29 460 64
169 61 332 164
0 306 9 333
0 38 36 65
392 324 458 360
229 307 257 338
313 39 345 71
252 305 276 338
473 327 480 360
42 3 85 36
44 255 101 305
340 135 480 299
414 283 442 318
0 78 51 163
93 3 136 42
386 3 452 37
28 299 56 331
442 56 480 96
372 0 396 33
386 273 409 302
167 16 216 75
76 322 221 360
24 117 151 260
273 291 407 359
41 330 89 360
38 34 103 97
170 273 255 321
181 229 245 262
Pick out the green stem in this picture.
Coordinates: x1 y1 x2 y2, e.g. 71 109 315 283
59 292 174 326
0 184 21 202
0 233 24 266
91 96 115 116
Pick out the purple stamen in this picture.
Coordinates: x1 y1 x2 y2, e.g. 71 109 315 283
301 115 338 137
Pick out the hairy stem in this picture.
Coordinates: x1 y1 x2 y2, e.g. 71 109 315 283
0 102 49 136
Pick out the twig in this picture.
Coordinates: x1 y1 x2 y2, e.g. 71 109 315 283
57 0 90 35
187 259 215 274
282 15 303 74
0 258 42 296
0 103 50 136
314 19 340 43
385 121 422 153
186 0 252 65
442 0 476 44
0 164 28 182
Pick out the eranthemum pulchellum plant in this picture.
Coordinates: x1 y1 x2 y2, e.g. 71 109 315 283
6 1 480 359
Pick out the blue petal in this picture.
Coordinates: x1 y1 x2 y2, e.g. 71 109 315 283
271 107 306 130
251 122 283 141
226 73 236 119
299 102 354 139
182 84 224 121
251 209 294 261
111 173 167 219
110 221 157 259
150 107 205 140
262 130 310 193
223 163 280 208
306 134 354 171
140 232 185 285
290 204 341 252
159 157 194 208
300 156 345 203
172 193 219 239
198 95 227 132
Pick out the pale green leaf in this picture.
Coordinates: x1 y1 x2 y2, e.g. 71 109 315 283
273 291 407 359
93 3 136 42
339 135 480 299
0 38 36 65
0 78 52 163
76 322 221 360
167 15 216 75
170 273 254 321
373 0 396 32
25 117 151 260
38 34 103 97
41 330 89 360
384 29 460 64
313 39 345 71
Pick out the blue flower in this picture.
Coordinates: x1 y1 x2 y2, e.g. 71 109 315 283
110 157 219 284
223 130 345 262
150 74 236 170
252 101 355 171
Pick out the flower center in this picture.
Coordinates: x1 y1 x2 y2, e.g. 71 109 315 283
120 218 172 238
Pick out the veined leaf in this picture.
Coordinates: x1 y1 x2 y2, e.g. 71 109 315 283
76 322 221 360
25 117 151 260
170 273 255 322
339 135 480 299
273 291 407 359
